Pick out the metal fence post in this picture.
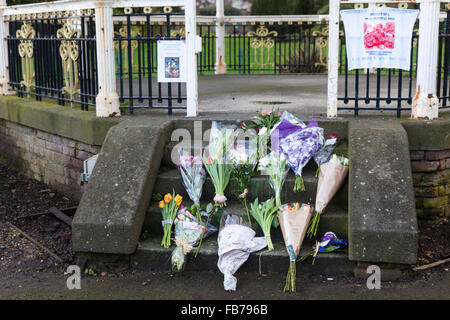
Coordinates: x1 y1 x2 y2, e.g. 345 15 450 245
327 0 340 118
94 0 120 117
185 0 198 117
215 0 227 74
0 0 12 95
412 0 440 120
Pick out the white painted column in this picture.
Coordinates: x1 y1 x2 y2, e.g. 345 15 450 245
215 0 227 74
185 0 198 117
327 0 340 118
0 0 13 95
412 0 440 120
94 0 120 117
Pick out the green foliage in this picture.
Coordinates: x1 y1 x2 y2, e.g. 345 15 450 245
198 5 242 16
251 0 328 15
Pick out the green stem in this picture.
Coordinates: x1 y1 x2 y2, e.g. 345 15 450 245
265 235 274 251
244 197 251 224
194 210 212 257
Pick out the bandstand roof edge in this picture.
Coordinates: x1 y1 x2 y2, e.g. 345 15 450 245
2 0 188 16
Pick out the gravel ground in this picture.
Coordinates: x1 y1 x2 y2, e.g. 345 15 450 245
0 162 449 300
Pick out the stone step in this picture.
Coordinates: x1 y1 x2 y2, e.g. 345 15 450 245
132 233 355 275
144 201 348 239
170 117 349 143
154 165 349 207
162 139 349 169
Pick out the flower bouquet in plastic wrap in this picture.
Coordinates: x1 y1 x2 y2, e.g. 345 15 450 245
314 134 338 177
249 198 278 251
307 154 349 238
278 203 312 292
171 205 217 272
159 191 183 248
278 119 324 192
258 151 288 208
270 111 306 152
299 231 348 264
204 121 236 207
229 140 258 223
217 213 267 291
177 149 206 223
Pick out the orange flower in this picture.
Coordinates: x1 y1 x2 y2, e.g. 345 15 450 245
158 200 165 209
206 156 213 164
174 194 183 206
164 193 172 203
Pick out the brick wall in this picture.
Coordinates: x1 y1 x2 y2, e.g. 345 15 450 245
411 149 450 221
0 119 101 200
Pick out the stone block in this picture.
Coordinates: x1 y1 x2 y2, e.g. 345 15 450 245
72 117 174 254
349 120 418 264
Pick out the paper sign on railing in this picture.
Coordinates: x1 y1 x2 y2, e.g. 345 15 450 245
157 40 187 82
341 7 419 70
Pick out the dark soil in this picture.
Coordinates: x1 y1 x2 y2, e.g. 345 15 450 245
417 219 450 265
0 163 77 277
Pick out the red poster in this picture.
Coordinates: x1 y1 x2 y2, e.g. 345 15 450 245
363 22 395 50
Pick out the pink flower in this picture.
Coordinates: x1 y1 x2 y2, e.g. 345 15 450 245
205 156 213 164
213 194 227 204
261 109 273 116
277 111 282 117
252 116 259 119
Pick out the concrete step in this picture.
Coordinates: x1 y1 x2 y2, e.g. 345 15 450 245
144 201 348 239
132 232 355 276
170 117 349 143
162 139 349 169
154 165 349 207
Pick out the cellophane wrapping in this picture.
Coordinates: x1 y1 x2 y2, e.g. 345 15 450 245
177 149 206 208
217 213 267 291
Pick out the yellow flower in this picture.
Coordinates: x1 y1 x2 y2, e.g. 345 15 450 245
158 200 165 209
164 193 172 203
174 194 183 206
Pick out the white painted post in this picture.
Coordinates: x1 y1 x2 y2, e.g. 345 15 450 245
215 0 227 74
412 0 440 120
0 0 13 95
185 0 198 117
94 0 120 117
327 0 340 118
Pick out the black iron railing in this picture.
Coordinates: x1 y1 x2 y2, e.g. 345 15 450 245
437 10 450 109
113 12 186 115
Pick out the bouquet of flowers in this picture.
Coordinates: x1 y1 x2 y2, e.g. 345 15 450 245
241 107 282 132
258 151 288 208
278 203 312 292
278 119 324 192
177 149 206 223
270 111 306 152
217 213 267 291
249 198 278 251
171 206 205 271
204 121 236 207
159 191 183 248
314 134 338 177
299 231 348 264
229 142 258 223
307 154 349 238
